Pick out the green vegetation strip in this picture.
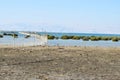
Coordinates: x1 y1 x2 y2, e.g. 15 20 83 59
0 34 3 38
47 35 120 42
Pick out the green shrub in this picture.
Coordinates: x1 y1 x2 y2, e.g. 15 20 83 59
47 35 55 39
61 35 70 39
112 37 119 42
25 35 31 38
12 34 18 38
96 36 102 40
80 36 86 39
68 36 74 39
101 37 109 41
82 36 89 41
3 33 18 38
0 35 3 38
118 37 120 40
90 36 99 41
108 37 112 40
3 33 7 35
72 36 80 40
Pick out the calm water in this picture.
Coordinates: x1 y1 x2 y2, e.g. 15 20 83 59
0 31 120 47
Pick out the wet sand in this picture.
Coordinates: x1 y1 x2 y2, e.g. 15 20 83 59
0 46 120 80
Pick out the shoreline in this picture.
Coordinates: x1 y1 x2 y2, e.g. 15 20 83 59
1 31 120 48
0 44 120 48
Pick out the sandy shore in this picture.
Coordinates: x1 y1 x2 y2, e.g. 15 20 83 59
0 46 120 80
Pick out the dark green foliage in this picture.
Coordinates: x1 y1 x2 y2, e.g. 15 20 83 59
96 36 102 40
12 34 18 38
68 36 74 39
61 35 70 39
80 36 86 39
45 34 120 42
90 36 99 41
101 37 109 41
118 37 120 40
3 33 13 36
3 33 7 35
112 37 119 42
25 35 31 38
47 35 55 39
107 37 112 40
82 36 90 41
0 35 3 38
3 33 18 38
72 36 80 40
61 35 81 40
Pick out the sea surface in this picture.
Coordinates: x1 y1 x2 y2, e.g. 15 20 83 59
0 31 120 47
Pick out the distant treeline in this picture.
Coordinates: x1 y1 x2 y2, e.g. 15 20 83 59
47 35 120 42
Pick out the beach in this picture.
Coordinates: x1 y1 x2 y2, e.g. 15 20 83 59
0 46 120 80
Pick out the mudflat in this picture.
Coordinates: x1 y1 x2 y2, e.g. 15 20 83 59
0 46 120 80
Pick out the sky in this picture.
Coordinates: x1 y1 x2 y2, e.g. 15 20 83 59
0 0 120 34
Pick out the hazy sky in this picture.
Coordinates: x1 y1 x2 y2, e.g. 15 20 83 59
0 0 120 34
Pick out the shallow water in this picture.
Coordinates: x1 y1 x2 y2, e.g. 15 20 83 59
0 32 120 47
48 39 120 47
